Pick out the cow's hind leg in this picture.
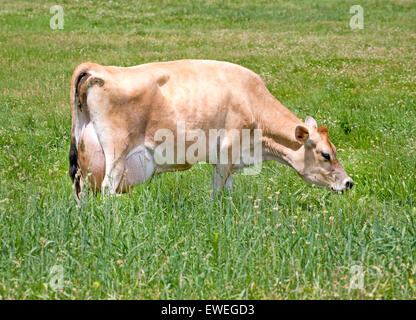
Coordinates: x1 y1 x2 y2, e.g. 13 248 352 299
101 150 127 195
93 124 129 195
78 122 105 194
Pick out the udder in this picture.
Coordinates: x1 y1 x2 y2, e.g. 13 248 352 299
78 122 106 193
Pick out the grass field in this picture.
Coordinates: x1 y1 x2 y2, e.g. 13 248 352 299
0 0 416 299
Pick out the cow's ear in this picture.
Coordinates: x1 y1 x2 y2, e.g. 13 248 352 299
295 125 309 143
305 116 317 130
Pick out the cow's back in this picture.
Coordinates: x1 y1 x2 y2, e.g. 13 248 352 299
102 60 266 133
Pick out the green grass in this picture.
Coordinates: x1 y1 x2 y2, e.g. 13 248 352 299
0 0 415 299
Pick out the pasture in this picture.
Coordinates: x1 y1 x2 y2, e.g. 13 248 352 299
0 0 415 299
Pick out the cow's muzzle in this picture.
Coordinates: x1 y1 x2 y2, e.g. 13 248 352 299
344 177 354 190
331 177 354 192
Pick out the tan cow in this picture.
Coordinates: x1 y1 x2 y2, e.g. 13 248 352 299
69 59 353 199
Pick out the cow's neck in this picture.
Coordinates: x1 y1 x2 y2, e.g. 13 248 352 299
261 136 305 173
255 97 305 173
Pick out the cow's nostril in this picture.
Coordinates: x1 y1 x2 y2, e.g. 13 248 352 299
345 179 354 189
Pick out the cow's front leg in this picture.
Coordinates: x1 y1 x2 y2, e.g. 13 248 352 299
211 164 232 196
224 175 233 190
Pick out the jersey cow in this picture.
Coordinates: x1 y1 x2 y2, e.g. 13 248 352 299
69 59 353 199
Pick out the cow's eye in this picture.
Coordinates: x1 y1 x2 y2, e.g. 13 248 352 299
321 152 330 161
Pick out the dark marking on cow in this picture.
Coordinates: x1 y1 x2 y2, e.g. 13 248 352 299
88 77 104 88
318 125 328 135
156 73 169 87
318 125 338 161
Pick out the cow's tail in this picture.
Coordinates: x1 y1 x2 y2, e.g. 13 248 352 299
69 63 104 199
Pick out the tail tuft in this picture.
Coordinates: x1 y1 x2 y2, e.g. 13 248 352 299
68 137 81 196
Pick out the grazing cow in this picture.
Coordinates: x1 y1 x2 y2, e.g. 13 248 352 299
69 59 353 199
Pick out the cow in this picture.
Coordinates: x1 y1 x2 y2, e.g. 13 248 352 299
69 59 353 199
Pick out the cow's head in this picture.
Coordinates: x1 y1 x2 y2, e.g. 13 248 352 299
293 116 353 191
